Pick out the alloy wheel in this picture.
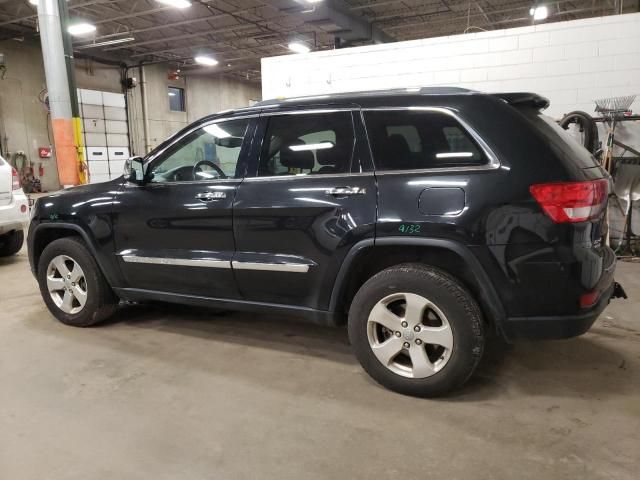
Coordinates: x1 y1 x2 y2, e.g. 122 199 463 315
46 255 88 314
366 292 454 378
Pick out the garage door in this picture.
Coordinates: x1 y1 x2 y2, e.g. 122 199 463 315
79 89 130 184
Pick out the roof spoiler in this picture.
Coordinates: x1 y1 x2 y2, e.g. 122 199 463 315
492 92 550 111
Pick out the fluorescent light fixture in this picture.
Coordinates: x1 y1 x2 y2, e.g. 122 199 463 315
436 152 473 159
156 0 192 8
288 41 310 54
289 142 333 152
168 92 177 97
68 23 96 36
75 37 134 49
304 0 323 3
204 124 231 138
194 55 218 66
529 5 548 20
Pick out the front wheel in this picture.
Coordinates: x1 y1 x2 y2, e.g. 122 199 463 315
37 237 118 327
348 263 484 397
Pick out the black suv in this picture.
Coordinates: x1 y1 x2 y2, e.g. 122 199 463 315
28 87 625 397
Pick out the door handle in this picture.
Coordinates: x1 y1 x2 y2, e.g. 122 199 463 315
196 191 226 201
326 187 366 196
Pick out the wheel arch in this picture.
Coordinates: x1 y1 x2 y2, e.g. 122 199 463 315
330 237 506 335
29 223 120 288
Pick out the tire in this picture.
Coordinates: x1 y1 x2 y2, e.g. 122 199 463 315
37 237 118 327
0 229 24 257
348 263 484 397
559 111 599 154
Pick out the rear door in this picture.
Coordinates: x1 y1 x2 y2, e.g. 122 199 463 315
232 108 376 310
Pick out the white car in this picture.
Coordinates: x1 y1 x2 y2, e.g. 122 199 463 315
0 155 29 256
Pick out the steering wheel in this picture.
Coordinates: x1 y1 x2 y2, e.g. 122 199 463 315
192 160 227 180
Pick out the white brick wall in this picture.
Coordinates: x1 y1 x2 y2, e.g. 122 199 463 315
261 12 640 119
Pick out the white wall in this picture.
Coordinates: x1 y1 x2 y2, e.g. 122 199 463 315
262 12 640 119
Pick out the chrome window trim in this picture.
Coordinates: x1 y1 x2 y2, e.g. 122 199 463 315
242 171 374 182
231 261 310 273
259 107 355 116
360 106 501 173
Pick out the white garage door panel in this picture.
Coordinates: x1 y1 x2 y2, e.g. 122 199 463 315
108 146 129 161
106 133 128 146
89 173 111 184
80 89 103 106
105 120 128 134
109 160 126 175
102 92 126 108
85 133 107 147
86 147 108 161
84 118 106 134
81 104 104 119
104 106 127 121
88 160 110 175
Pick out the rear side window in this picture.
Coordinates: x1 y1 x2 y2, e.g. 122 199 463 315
364 110 487 171
520 108 599 169
258 112 355 177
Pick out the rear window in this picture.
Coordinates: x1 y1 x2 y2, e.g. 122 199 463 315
519 108 599 169
364 110 487 171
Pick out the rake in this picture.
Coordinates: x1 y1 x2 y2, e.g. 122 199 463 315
594 95 637 115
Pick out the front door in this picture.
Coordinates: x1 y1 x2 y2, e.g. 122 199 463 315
232 109 377 310
113 116 255 298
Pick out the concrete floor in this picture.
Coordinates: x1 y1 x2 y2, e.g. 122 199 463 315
1 247 639 480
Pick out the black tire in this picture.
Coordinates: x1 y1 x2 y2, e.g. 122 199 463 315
37 237 118 327
559 110 599 154
348 263 484 397
0 229 24 257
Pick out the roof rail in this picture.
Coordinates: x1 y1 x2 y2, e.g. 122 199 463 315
255 86 477 106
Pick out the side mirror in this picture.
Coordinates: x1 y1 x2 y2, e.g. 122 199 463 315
124 156 145 184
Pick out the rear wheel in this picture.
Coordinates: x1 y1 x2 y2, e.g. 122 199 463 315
0 230 24 257
348 263 484 397
37 237 118 327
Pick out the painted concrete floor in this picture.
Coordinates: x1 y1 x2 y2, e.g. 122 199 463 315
1 247 639 480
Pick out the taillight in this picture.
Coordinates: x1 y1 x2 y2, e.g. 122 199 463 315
529 179 608 223
11 167 21 190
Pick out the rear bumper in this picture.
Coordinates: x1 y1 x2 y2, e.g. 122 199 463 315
502 245 620 341
0 190 29 235
503 281 615 340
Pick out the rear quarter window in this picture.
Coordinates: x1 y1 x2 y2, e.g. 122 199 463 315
519 108 599 169
364 110 488 171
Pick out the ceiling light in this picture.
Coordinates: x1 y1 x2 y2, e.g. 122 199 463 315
529 5 548 20
288 41 310 54
194 55 218 66
304 0 323 3
75 37 134 49
68 23 96 36
156 0 192 8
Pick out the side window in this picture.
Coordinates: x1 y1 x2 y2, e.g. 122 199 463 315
149 119 249 183
364 110 487 171
257 112 355 177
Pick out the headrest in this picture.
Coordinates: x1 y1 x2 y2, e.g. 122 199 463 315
281 141 315 170
316 145 338 165
387 134 411 155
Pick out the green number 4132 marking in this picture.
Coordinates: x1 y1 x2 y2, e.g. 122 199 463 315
398 224 421 234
